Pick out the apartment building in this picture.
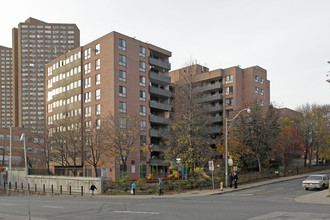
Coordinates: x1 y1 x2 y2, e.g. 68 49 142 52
170 64 270 139
0 127 45 167
12 18 80 133
45 31 171 179
0 46 12 129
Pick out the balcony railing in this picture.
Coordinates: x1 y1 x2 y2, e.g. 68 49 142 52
199 94 222 103
149 57 171 70
149 71 171 84
194 81 222 93
149 86 172 98
207 105 223 113
210 116 223 123
150 115 170 124
149 158 168 166
207 126 222 134
149 128 165 137
149 100 171 111
151 144 168 152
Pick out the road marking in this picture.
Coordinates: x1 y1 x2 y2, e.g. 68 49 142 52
114 211 160 215
255 187 284 195
0 203 16 206
43 205 64 209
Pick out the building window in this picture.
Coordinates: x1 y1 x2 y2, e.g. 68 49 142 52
225 86 233 95
261 78 264 84
225 75 233 84
261 100 264 106
139 46 146 57
140 135 146 146
119 39 126 51
95 59 100 70
95 104 101 115
140 105 146 116
119 55 126 66
96 119 101 130
95 43 100 55
119 86 127 97
260 88 264 96
255 75 259 82
119 117 126 128
139 76 146 87
85 121 92 131
95 89 101 100
95 73 100 85
139 61 146 72
84 63 91 74
140 120 146 130
255 87 259 94
140 90 146 101
119 101 127 113
225 98 233 106
85 106 91 117
84 48 91 60
119 70 126 82
84 92 91 103
85 77 91 88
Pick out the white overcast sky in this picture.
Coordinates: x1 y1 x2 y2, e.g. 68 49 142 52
1 0 329 109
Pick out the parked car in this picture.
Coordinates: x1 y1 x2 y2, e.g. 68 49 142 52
302 174 329 190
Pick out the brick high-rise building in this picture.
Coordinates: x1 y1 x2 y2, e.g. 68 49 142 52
0 46 13 129
12 18 80 133
170 64 270 139
45 32 171 179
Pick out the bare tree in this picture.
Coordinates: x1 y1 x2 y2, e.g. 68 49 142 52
295 104 330 166
166 63 213 173
82 117 104 177
48 117 83 176
100 113 141 175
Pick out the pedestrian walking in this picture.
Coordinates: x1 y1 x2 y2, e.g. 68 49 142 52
229 172 233 188
131 181 136 195
158 178 164 196
233 172 238 188
90 184 97 197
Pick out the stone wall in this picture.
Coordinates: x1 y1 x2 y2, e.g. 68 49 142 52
5 168 112 195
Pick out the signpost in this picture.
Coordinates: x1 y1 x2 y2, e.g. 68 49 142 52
209 161 215 190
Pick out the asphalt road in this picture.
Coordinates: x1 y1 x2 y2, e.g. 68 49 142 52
1 174 330 220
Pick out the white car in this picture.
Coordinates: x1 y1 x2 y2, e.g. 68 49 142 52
302 174 329 190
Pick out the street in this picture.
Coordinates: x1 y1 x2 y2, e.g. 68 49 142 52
1 175 330 220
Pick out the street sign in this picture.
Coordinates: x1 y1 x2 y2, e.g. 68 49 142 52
209 161 214 171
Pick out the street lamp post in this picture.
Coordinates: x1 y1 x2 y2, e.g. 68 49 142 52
20 133 31 220
225 107 250 188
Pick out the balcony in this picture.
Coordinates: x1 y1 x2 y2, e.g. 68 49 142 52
149 86 172 98
199 94 222 103
150 128 165 137
194 81 222 93
207 105 223 113
207 126 222 134
149 158 168 166
149 71 171 84
150 115 170 124
149 57 171 70
149 100 171 111
210 116 223 123
151 144 168 152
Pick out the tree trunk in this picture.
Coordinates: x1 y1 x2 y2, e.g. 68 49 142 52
257 156 262 172
94 164 98 177
309 146 313 167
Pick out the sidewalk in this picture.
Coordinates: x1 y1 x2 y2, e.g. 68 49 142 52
96 170 330 204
